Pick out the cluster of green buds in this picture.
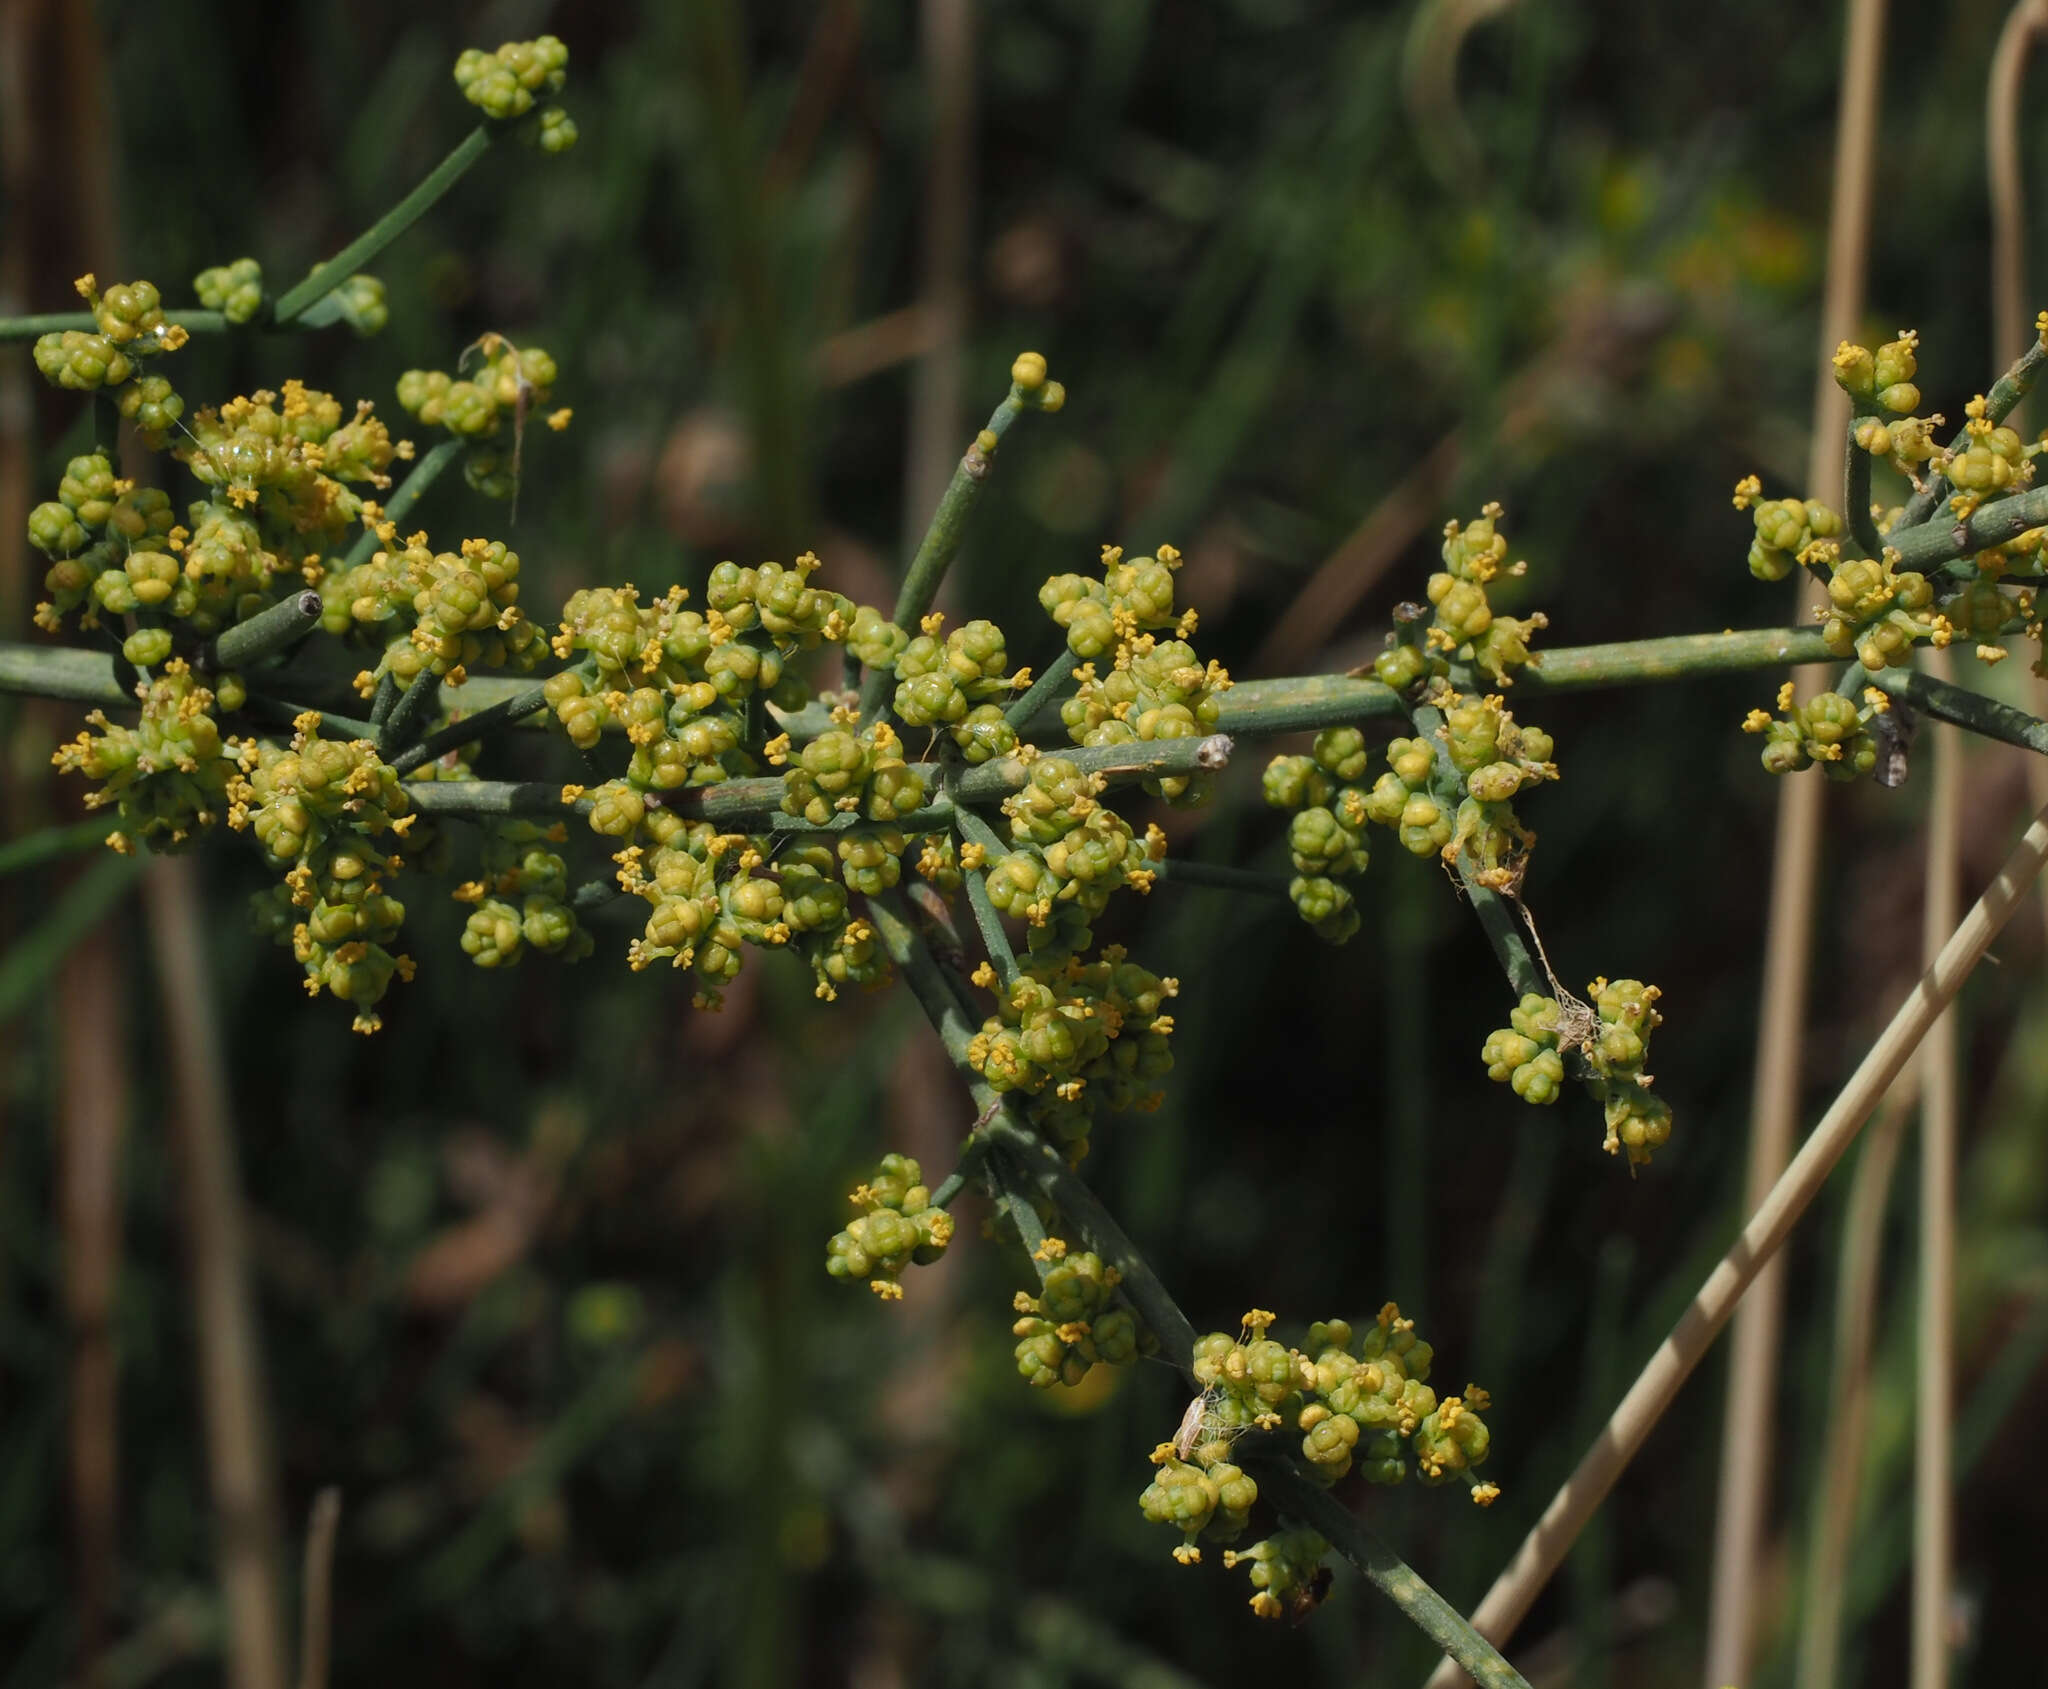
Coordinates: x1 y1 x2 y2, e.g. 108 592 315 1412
1011 1240 1140 1385
824 1155 953 1299
1738 327 2048 699
396 335 568 500
965 948 1176 1155
50 660 250 851
28 453 178 655
27 381 407 659
1735 478 1846 585
977 755 1155 958
890 613 1027 762
194 257 265 324
31 275 188 445
775 718 927 825
334 533 544 693
451 820 594 967
1143 1309 1494 1581
1374 505 1547 691
1040 541 1197 662
1434 693 1555 890
1262 726 1373 942
1059 629 1232 805
227 714 417 1032
1220 1529 1334 1622
454 33 577 151
1481 979 1670 1166
1742 681 1879 779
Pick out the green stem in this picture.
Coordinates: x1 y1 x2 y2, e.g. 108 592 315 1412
0 309 231 343
1407 700 1546 1002
1897 337 2048 529
344 438 466 568
962 868 1021 989
274 127 495 324
1867 664 2048 755
408 780 587 821
1006 646 1079 731
377 674 442 757
1887 481 2048 576
389 679 553 775
857 388 1042 721
1253 1463 1532 1689
870 894 1518 1677
368 670 399 729
238 696 378 741
0 817 114 875
207 590 324 672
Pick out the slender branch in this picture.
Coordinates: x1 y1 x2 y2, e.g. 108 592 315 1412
273 127 495 323
1006 645 1079 731
858 385 1045 720
0 309 229 343
1888 481 2048 575
1426 792 2048 1687
404 733 1233 825
389 678 553 775
1255 1464 1533 1689
378 673 442 757
1867 662 2048 755
367 671 399 730
207 591 323 673
343 438 466 569
870 889 1523 1675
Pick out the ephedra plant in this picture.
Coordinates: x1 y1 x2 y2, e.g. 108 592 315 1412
6 31 2048 1689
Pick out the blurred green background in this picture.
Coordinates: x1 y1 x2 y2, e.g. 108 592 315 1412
4 1 2048 1685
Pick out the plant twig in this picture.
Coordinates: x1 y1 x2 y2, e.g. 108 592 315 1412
1426 790 2048 1689
273 127 494 323
857 386 1045 721
0 308 230 342
377 673 442 757
389 678 553 774
1006 645 1078 732
207 591 323 674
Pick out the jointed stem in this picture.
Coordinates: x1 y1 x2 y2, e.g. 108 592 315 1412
866 891 1527 1682
390 679 554 775
858 386 1045 721
274 127 496 323
0 309 231 343
206 590 324 672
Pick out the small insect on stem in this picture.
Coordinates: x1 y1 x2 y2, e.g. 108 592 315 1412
1173 1389 1209 1461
